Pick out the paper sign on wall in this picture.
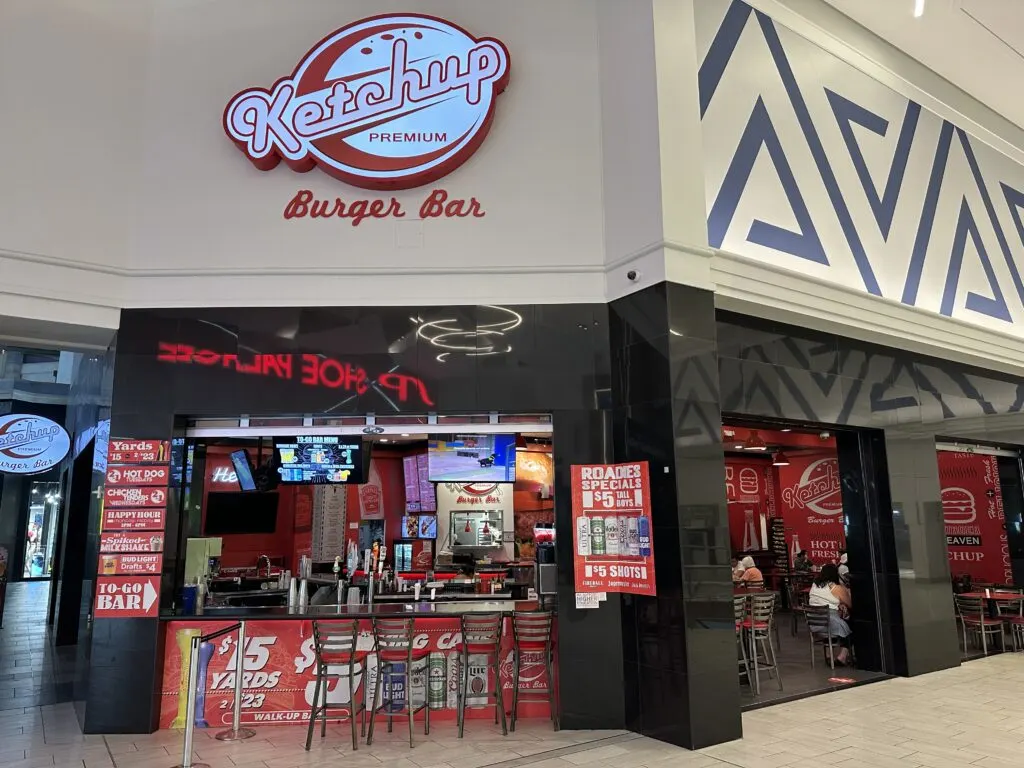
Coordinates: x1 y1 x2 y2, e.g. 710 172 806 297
571 461 656 598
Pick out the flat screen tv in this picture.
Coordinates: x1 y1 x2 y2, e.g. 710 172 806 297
400 514 438 539
204 492 279 535
229 449 257 491
275 436 366 484
428 434 516 483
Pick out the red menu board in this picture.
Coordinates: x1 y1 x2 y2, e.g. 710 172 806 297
159 618 554 729
106 464 170 487
99 553 163 576
938 451 1011 585
102 507 166 531
417 454 436 513
101 531 164 553
107 439 170 464
94 575 160 618
104 486 168 508
571 461 655 597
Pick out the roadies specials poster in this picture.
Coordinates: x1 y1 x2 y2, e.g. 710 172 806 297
571 461 656 598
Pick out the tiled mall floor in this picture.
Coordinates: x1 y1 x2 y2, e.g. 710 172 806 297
4 577 1024 768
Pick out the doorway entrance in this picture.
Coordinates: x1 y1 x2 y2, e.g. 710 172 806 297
724 420 889 707
22 481 60 579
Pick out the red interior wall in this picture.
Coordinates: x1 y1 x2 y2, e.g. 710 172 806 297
202 447 297 570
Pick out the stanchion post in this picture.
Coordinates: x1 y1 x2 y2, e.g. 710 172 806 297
175 635 210 768
215 621 256 741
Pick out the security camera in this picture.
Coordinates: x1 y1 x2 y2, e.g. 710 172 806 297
626 270 640 282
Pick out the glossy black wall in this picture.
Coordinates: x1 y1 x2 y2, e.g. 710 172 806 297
85 305 616 733
609 284 740 749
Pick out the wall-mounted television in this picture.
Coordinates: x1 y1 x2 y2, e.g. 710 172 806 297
275 436 366 484
428 434 516 483
229 449 257 491
204 492 279 535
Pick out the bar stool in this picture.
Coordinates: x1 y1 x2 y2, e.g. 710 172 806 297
509 611 557 732
305 619 367 752
456 612 507 738
367 617 430 748
743 593 782 694
733 595 752 689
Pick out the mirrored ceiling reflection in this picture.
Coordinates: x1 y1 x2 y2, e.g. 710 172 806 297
716 312 1024 449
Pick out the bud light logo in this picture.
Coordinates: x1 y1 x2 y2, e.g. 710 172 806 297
223 14 511 190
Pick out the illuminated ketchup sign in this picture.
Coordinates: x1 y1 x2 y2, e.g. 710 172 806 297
223 14 510 190
157 343 433 407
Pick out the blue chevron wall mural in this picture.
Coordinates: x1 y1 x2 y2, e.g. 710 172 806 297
697 0 1024 335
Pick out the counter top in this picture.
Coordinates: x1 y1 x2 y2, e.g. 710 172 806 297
161 599 543 621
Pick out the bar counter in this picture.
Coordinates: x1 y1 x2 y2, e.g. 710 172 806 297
158 599 555 729
160 598 541 621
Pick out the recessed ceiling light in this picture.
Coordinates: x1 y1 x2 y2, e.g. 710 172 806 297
914 0 925 18
380 438 388 443
401 433 410 437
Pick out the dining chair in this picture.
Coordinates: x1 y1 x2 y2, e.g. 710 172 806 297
804 604 836 669
954 594 1004 656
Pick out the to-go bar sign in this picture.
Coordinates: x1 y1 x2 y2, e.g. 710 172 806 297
93 576 160 618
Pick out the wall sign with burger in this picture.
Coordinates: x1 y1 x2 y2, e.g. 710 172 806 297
0 414 71 475
938 451 1011 585
223 13 510 224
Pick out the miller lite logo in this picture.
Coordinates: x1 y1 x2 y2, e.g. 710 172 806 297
782 458 842 517
223 14 511 190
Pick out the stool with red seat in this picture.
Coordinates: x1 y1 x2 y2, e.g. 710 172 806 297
955 594 1005 655
743 593 782 694
510 611 557 732
455 612 507 738
305 619 368 752
367 617 430 748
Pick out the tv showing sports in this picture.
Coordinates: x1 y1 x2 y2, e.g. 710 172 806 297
427 434 516 482
229 449 257 492
275 436 365 484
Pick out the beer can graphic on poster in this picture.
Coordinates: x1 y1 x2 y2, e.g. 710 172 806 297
638 516 651 557
604 515 619 556
617 516 630 556
576 516 591 556
428 652 446 709
627 517 640 556
410 657 427 708
465 654 489 707
445 650 461 709
590 517 606 556
385 661 406 713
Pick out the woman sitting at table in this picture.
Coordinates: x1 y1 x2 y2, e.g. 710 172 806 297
809 564 853 663
736 556 763 587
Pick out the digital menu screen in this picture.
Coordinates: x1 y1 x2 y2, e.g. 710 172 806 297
401 514 438 539
404 455 421 512
417 454 436 512
275 436 365 484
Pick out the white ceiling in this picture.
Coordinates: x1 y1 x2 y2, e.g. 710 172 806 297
823 0 1024 131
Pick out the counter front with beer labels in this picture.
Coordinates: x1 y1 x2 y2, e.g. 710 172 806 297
158 600 555 729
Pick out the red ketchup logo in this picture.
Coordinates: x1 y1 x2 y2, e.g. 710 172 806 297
223 14 511 190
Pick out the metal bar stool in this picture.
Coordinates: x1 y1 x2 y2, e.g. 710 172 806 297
733 595 753 689
305 619 368 752
743 593 782 695
367 617 430 748
509 611 557 732
456 612 507 738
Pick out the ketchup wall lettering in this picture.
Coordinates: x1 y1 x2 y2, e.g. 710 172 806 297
223 14 510 190
156 342 433 407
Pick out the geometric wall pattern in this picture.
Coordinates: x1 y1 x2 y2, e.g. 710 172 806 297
698 0 1024 336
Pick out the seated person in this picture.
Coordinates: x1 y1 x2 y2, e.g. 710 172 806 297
731 557 745 582
838 552 850 586
808 563 853 663
737 556 763 586
793 550 814 572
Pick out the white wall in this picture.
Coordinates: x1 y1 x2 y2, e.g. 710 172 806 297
0 0 607 335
